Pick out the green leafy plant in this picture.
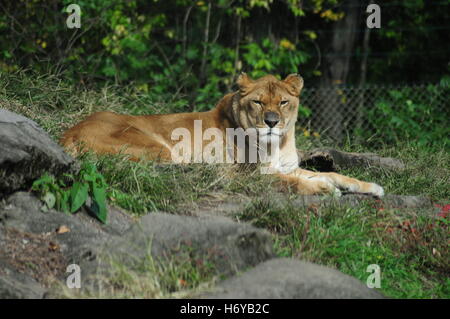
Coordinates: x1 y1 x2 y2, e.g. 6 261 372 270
32 163 108 223
361 84 449 149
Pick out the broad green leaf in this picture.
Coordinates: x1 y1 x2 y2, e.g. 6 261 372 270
58 191 70 214
32 174 54 190
90 185 108 224
70 182 89 213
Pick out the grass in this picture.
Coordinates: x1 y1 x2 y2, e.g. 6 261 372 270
75 152 273 215
338 142 450 202
1 70 449 298
238 199 449 298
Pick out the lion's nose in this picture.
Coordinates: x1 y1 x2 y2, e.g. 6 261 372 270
264 112 280 128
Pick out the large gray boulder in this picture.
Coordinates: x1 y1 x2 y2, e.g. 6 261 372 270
79 212 274 293
102 212 274 276
0 109 78 197
201 258 384 299
0 192 274 298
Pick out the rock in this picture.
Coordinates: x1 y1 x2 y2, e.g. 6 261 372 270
298 148 406 171
0 109 79 197
0 192 136 298
0 108 43 130
90 212 274 278
0 261 47 299
0 192 274 297
201 258 383 299
0 192 134 263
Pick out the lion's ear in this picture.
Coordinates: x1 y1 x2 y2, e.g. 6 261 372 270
236 72 253 95
283 73 304 96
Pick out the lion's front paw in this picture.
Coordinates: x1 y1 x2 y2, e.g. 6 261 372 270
369 183 384 197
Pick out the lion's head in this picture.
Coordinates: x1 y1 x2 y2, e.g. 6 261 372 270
232 73 304 144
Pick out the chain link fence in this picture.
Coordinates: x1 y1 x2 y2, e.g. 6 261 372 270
298 83 449 145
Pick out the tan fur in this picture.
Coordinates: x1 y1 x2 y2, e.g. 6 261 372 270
61 74 384 197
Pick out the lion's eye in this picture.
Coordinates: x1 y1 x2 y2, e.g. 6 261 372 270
252 100 262 106
280 100 289 107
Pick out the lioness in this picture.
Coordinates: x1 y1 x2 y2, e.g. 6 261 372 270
61 73 384 197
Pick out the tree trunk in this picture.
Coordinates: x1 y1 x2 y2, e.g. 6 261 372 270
199 1 212 83
355 0 373 140
315 0 361 143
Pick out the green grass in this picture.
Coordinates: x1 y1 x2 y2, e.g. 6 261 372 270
338 143 450 202
1 70 449 298
73 152 273 215
238 199 449 298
